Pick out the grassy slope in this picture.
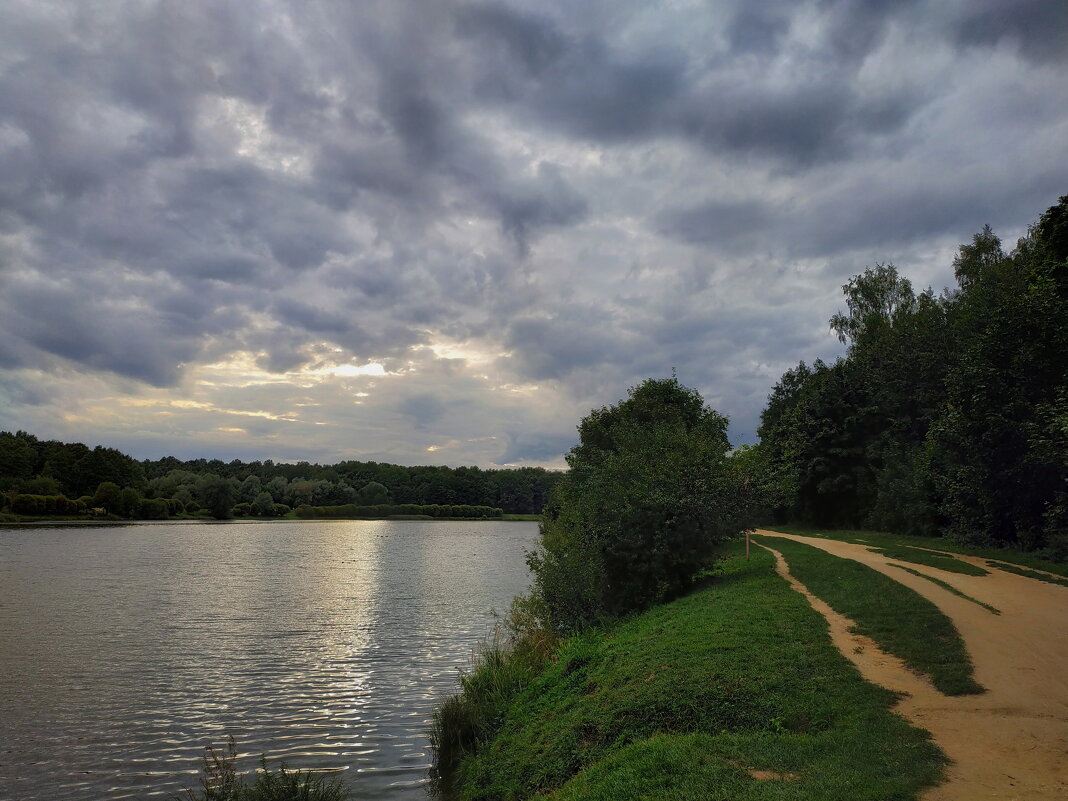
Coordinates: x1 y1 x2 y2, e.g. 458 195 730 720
765 524 1068 577
755 536 982 696
451 544 945 801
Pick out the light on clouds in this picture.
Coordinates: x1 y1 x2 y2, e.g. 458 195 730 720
0 0 1065 468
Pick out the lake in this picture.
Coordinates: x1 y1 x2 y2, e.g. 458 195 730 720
0 519 538 799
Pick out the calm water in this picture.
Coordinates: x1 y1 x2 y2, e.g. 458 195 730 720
0 520 538 800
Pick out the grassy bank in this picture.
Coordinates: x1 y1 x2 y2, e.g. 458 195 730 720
755 535 982 696
434 542 946 800
766 524 1068 577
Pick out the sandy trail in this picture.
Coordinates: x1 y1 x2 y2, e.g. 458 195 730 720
754 530 1068 801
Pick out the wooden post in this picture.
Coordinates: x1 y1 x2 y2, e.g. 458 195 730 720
746 530 750 560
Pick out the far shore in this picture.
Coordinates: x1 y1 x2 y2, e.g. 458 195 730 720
1 516 539 527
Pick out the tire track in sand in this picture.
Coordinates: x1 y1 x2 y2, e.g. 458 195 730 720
754 530 1068 801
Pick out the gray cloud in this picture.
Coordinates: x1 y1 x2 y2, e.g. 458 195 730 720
397 394 450 428
499 431 578 465
1 0 1066 467
952 0 1068 63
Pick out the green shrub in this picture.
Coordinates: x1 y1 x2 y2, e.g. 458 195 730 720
138 497 170 519
120 487 142 518
93 482 123 514
177 737 346 801
10 493 78 515
529 378 746 632
12 494 41 514
250 492 275 516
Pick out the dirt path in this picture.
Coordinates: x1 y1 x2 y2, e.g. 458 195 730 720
754 530 1068 801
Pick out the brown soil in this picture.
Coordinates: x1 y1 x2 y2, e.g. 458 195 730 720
755 530 1068 801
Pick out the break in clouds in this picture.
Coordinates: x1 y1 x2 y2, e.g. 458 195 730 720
2 0 1067 467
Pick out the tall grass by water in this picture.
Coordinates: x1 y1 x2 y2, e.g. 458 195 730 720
176 737 347 801
429 597 559 797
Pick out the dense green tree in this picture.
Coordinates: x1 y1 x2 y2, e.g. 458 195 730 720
119 487 142 518
19 475 61 495
250 491 275 516
530 378 746 633
356 481 389 505
760 194 1068 554
238 475 263 504
93 482 123 514
0 432 38 489
196 474 236 520
829 263 916 348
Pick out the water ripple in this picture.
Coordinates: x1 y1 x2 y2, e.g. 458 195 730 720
0 520 536 800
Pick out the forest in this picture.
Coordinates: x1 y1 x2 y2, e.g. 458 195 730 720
0 431 561 518
755 194 1068 558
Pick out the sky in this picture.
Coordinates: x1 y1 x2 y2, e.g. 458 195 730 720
1 1 1066 469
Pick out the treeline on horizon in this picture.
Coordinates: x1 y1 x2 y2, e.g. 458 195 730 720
0 431 562 518
755 194 1068 558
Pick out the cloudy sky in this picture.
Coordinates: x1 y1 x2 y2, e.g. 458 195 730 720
1 1 1066 468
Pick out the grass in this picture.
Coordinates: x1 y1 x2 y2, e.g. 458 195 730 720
765 524 1068 577
986 561 1068 588
754 536 983 696
869 546 988 576
503 513 542 521
437 542 947 800
888 564 1000 615
176 736 346 800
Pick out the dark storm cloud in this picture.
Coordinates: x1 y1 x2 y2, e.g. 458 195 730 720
503 311 630 381
658 200 772 249
272 299 352 335
499 430 578 465
660 160 1068 263
456 0 921 165
953 0 1068 63
397 394 449 428
0 276 201 386
456 3 687 141
1 0 1066 464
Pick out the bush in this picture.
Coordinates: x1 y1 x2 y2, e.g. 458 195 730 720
11 493 78 515
120 487 142 518
178 736 346 801
250 492 275 517
529 378 747 632
137 497 169 519
93 482 122 514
